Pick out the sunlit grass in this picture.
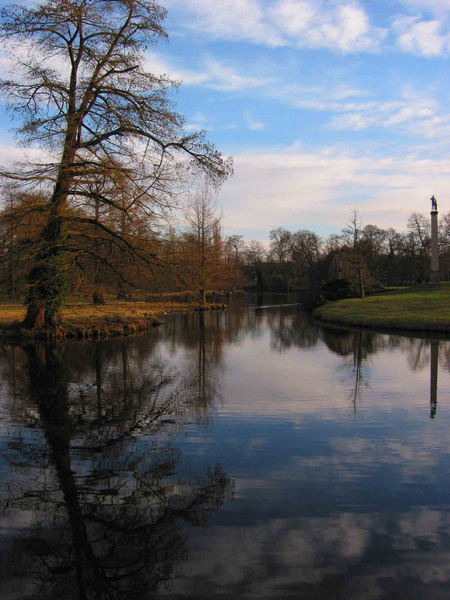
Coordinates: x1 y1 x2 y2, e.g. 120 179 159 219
0 300 217 335
313 282 450 332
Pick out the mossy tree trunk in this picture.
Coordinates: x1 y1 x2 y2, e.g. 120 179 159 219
24 215 70 328
24 179 73 328
24 115 78 328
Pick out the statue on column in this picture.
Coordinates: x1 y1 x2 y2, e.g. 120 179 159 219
430 195 439 282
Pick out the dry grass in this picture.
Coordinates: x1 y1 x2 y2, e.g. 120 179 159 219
61 301 203 323
0 300 225 340
0 300 201 324
0 304 27 324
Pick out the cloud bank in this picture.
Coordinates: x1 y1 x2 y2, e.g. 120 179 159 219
168 0 450 57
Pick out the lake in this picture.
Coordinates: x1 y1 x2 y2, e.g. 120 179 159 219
0 295 449 599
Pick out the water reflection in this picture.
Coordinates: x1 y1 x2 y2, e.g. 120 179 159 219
317 325 448 417
0 300 449 598
268 310 319 352
0 342 233 599
430 341 438 418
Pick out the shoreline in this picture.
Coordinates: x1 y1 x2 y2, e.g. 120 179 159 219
0 301 227 342
313 311 450 334
312 283 450 335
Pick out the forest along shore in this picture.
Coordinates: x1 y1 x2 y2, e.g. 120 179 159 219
313 283 450 333
0 301 226 341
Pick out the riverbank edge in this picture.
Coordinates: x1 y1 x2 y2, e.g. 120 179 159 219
312 284 450 334
0 302 227 342
313 310 450 334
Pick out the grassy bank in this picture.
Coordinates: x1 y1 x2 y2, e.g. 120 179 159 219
0 300 226 341
313 283 450 333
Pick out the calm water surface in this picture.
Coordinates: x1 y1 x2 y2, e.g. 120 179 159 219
0 295 449 599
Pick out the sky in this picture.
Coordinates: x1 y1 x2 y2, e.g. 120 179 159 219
0 0 449 241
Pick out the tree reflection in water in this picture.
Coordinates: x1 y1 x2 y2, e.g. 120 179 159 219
267 310 318 352
315 326 448 416
0 342 233 599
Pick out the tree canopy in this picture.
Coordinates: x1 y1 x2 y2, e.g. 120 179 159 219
0 0 231 326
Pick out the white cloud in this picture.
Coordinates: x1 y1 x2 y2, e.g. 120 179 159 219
409 113 450 138
384 105 434 125
168 0 385 53
203 58 269 91
144 52 208 85
0 143 48 165
243 112 265 130
145 51 270 91
270 0 316 37
146 51 449 141
184 122 209 132
190 111 209 124
271 1 385 52
166 0 450 57
399 1 450 17
166 0 283 47
268 82 374 113
332 85 370 100
218 145 450 236
182 509 450 596
329 112 371 130
393 15 449 56
327 88 444 136
0 51 13 80
184 111 215 132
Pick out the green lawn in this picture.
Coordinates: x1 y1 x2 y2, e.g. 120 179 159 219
313 282 450 333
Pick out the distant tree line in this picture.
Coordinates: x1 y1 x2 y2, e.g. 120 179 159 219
240 210 450 296
1 188 447 304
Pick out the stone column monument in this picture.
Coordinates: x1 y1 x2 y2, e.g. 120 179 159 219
430 196 439 283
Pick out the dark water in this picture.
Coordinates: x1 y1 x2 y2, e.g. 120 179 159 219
0 295 449 599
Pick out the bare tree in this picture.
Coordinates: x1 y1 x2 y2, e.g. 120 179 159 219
0 0 231 327
440 211 450 280
407 212 431 282
269 227 293 290
243 240 266 290
221 235 244 296
269 227 292 264
289 229 322 287
342 211 366 298
179 186 223 305
226 234 244 264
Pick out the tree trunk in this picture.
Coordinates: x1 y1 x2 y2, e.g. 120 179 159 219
24 118 77 328
23 297 45 329
24 214 68 328
358 265 365 298
8 202 15 300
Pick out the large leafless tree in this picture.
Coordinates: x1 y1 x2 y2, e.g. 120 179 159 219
0 0 231 326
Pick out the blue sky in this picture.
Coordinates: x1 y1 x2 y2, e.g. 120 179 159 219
0 0 449 240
